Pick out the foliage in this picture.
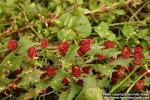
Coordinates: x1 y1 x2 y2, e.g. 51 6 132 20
0 0 150 99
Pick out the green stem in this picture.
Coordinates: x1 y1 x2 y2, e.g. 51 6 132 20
108 21 146 26
109 66 140 93
126 71 147 93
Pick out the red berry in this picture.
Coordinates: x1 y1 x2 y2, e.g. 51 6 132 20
77 39 93 56
63 77 70 85
79 45 90 54
72 66 81 77
111 71 118 83
82 67 90 74
77 45 90 56
47 66 56 77
147 45 150 51
77 48 84 56
140 69 150 77
128 66 133 72
80 39 93 45
7 40 18 51
41 38 48 48
134 46 143 53
140 68 146 74
97 54 105 61
58 41 68 56
117 67 126 78
134 80 144 91
122 46 130 59
77 79 83 86
28 47 37 58
133 58 142 65
15 68 23 75
104 40 115 49
134 53 143 59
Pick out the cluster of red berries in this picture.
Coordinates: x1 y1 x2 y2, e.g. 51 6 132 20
7 38 150 92
77 39 93 56
111 67 126 84
40 65 90 86
63 66 90 86
7 38 48 58
111 66 148 91
133 47 143 65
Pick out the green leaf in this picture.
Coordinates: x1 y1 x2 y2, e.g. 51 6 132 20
114 9 126 15
71 15 91 37
86 44 104 55
0 54 24 72
57 13 72 26
98 78 110 88
95 22 116 40
58 91 69 100
16 36 35 54
49 70 66 90
92 64 115 77
76 76 103 100
0 77 11 91
65 44 79 60
137 28 148 38
103 48 121 58
36 80 50 91
57 28 68 40
84 88 103 100
122 25 134 37
84 76 98 89
57 28 77 40
95 22 108 36
18 69 43 88
111 58 134 66
67 82 81 100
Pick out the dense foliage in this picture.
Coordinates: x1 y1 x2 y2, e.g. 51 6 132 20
0 0 150 99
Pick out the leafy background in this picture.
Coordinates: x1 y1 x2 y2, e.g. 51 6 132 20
0 0 150 100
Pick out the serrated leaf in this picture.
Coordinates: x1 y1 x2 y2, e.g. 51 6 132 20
103 48 121 58
84 76 98 89
0 54 24 72
58 91 69 100
67 83 81 100
92 64 115 77
65 44 79 60
49 70 66 90
111 58 134 66
86 44 104 55
16 36 35 54
18 69 43 88
98 78 110 88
